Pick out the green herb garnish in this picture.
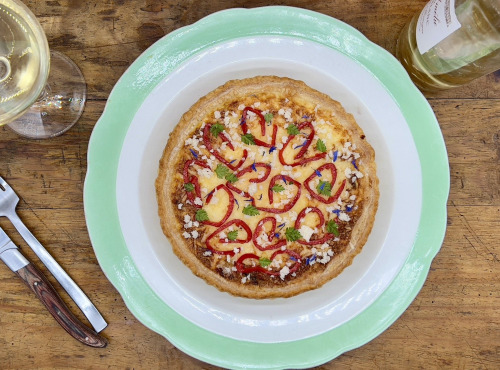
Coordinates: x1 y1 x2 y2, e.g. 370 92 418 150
242 204 260 216
184 182 195 192
215 164 230 179
317 180 332 196
241 133 256 145
210 122 225 137
287 124 300 136
225 173 239 184
259 257 272 267
227 230 239 241
326 220 340 236
316 138 327 153
195 209 209 222
264 113 273 123
285 227 302 242
271 184 285 193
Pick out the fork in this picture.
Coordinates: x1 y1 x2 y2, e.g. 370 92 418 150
0 176 107 333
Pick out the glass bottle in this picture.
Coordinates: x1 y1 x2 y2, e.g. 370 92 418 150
396 0 500 92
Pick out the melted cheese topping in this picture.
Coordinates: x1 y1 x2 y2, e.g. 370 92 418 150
179 96 366 279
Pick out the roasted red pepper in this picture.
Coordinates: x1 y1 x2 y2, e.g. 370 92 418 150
304 163 346 204
278 121 327 167
236 249 302 276
202 184 235 227
254 174 301 214
240 107 277 148
252 216 287 251
182 159 210 208
226 162 271 198
205 219 252 256
294 207 333 245
203 123 247 170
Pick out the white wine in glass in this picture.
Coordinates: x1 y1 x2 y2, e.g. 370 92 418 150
0 0 86 139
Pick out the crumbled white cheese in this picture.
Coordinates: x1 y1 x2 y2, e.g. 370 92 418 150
203 250 212 256
214 111 221 119
338 212 351 222
182 232 191 239
299 225 314 242
194 197 203 206
280 266 290 280
191 230 199 238
177 203 183 210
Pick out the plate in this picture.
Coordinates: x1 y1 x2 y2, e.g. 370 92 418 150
84 6 449 368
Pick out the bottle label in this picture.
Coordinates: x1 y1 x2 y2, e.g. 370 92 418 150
416 0 462 54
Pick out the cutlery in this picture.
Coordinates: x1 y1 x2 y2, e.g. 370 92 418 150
0 176 107 333
0 226 107 347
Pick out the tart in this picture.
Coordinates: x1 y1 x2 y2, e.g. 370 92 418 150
156 76 379 298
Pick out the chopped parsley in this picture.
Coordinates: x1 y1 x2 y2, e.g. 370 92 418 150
317 180 332 196
242 204 260 216
241 133 256 145
195 209 209 222
225 173 239 184
264 113 273 123
326 220 340 236
215 164 230 179
287 124 300 136
271 184 285 193
285 227 302 242
184 182 195 192
210 122 225 137
227 230 239 241
316 138 327 153
259 257 272 267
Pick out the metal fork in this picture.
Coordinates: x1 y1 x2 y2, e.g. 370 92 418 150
0 176 107 333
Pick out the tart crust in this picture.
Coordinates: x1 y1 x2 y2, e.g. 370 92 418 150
156 76 379 299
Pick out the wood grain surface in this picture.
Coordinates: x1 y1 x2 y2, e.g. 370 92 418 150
0 0 498 369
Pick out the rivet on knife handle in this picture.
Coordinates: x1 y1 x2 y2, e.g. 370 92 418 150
16 263 108 348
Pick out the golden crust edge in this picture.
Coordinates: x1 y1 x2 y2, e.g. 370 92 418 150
155 76 379 299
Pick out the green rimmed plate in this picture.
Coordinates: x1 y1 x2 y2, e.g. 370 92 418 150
84 6 449 368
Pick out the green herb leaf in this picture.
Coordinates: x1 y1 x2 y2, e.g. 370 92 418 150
210 122 225 137
317 180 332 196
316 138 327 153
287 124 300 136
264 113 273 123
227 230 239 241
271 184 285 193
326 220 340 236
215 164 230 179
184 182 195 192
259 257 272 267
195 209 209 222
285 227 302 242
242 205 260 216
241 133 256 145
225 173 239 184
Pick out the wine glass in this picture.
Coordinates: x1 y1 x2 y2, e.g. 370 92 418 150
0 0 86 139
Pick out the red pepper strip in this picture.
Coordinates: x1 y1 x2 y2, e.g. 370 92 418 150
252 217 287 251
205 219 252 256
240 107 277 148
278 122 327 167
304 163 346 204
294 207 332 245
183 159 210 206
252 174 300 214
226 162 271 198
203 123 247 171
236 249 302 276
202 184 235 227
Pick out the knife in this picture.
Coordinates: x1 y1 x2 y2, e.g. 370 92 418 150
0 227 107 348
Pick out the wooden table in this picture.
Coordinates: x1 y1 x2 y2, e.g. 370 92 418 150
1 1 498 368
